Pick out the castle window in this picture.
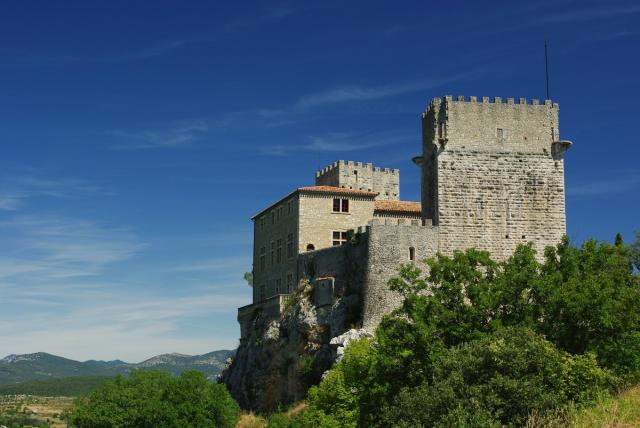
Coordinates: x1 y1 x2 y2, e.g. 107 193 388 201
287 233 294 258
409 247 415 261
286 273 293 293
306 244 315 251
276 239 282 264
333 198 349 213
260 247 266 271
497 128 505 139
332 231 348 246
438 122 446 139
270 241 275 266
275 278 282 294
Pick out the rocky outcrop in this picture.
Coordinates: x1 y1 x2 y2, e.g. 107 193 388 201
220 280 362 412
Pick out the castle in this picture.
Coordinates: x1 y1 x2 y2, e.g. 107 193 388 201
237 95 571 337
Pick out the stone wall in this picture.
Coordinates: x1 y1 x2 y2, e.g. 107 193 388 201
315 160 400 200
361 222 439 330
298 192 375 252
253 194 299 302
420 96 568 260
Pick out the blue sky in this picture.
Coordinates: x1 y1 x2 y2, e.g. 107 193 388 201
1 1 639 362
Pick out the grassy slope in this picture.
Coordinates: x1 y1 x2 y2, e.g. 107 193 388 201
567 386 640 427
527 386 640 427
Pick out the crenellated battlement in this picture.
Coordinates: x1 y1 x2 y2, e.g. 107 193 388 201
315 160 401 200
428 95 558 108
315 160 399 178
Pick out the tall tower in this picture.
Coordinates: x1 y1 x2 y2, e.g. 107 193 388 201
414 96 571 259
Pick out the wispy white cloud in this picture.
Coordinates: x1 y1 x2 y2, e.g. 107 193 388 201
0 174 107 211
535 4 640 25
0 193 22 211
222 5 294 32
171 256 251 273
479 4 640 36
0 288 247 361
584 29 638 43
262 131 414 156
111 120 211 150
0 215 146 279
104 38 210 62
258 72 482 122
296 74 478 109
567 174 640 196
0 212 251 361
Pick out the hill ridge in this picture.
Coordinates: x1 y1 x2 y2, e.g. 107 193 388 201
0 349 234 385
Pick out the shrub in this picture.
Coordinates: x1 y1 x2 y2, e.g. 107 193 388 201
379 328 609 427
68 370 240 428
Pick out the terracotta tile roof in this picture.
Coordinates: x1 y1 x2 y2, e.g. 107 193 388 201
374 200 422 214
298 186 379 197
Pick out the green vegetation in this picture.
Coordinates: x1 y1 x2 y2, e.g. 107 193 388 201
0 413 49 428
0 395 74 428
631 230 640 272
276 235 640 427
68 370 240 428
0 376 112 396
244 271 254 286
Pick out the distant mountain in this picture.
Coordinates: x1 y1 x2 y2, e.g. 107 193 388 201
0 350 234 385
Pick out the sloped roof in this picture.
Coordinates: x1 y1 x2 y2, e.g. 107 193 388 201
298 186 379 197
374 200 422 214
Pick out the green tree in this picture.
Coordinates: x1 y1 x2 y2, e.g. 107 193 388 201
631 231 640 272
68 370 240 428
244 271 254 286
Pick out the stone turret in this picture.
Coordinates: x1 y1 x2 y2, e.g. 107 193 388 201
315 160 400 200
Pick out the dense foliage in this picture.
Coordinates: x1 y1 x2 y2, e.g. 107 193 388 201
285 236 640 427
0 414 49 428
0 375 112 396
68 370 240 428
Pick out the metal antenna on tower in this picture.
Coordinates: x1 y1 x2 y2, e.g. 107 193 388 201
544 40 550 100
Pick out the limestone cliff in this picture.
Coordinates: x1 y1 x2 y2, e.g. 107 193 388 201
220 280 362 412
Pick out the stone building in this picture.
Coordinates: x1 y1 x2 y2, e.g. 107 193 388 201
237 95 571 339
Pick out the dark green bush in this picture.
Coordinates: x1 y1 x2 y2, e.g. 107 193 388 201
379 328 609 427
68 370 240 428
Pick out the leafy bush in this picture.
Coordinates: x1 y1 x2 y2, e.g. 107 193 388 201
68 370 240 428
266 412 290 428
378 328 609 427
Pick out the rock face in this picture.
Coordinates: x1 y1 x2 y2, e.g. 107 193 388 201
220 280 361 412
329 329 373 363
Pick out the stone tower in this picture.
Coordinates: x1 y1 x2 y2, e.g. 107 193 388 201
315 160 400 200
414 96 571 259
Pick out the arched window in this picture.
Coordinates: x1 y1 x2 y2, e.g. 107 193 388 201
409 247 415 261
306 244 315 251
